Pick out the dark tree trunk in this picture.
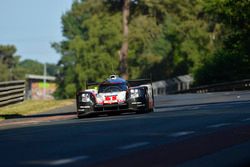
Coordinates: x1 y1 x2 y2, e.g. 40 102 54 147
119 0 130 80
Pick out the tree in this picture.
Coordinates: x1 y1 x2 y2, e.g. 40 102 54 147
0 45 20 81
46 63 58 76
18 59 43 75
54 0 215 98
18 59 58 76
53 0 122 98
0 44 58 82
119 0 130 79
0 61 9 81
127 0 213 80
194 0 250 85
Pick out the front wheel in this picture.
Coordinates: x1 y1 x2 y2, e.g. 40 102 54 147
136 110 145 114
136 108 149 114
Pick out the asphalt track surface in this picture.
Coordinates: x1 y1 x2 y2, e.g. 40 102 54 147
0 91 250 167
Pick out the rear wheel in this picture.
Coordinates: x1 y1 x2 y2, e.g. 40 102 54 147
77 114 83 119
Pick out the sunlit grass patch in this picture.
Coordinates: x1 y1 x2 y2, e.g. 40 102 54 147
0 99 74 120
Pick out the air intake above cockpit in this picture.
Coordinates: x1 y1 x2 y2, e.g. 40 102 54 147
109 75 118 80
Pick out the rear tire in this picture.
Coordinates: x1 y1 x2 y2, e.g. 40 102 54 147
77 115 83 119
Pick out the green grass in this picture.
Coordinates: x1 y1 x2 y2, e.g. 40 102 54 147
0 99 74 120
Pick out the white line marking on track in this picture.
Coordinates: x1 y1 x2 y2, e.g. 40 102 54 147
24 156 89 166
241 118 250 122
207 123 231 128
119 142 150 150
169 131 195 137
190 106 200 110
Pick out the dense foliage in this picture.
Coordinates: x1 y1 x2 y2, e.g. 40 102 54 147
53 0 217 98
194 0 250 85
0 0 248 98
0 45 23 81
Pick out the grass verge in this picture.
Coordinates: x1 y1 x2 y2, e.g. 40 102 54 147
0 99 74 121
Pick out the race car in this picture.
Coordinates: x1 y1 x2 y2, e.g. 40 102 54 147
76 75 154 118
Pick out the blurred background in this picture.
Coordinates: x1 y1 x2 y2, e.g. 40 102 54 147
0 0 249 101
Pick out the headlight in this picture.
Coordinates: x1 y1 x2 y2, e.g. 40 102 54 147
130 89 139 98
96 94 103 103
81 93 91 102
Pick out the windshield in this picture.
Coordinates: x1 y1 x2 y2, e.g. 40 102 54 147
98 83 128 93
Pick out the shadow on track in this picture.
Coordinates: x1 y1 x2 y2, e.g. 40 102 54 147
0 112 75 120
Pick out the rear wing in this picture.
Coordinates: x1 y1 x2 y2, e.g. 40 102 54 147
86 79 152 89
86 82 100 89
128 79 152 87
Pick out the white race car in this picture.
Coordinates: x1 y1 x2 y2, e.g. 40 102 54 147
76 75 154 118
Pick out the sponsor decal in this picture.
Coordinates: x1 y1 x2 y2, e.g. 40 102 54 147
104 95 118 104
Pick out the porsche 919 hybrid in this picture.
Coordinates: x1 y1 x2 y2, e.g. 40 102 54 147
76 75 154 118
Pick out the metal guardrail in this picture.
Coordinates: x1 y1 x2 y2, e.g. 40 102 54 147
152 75 194 96
152 77 250 96
178 79 250 94
0 80 25 107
